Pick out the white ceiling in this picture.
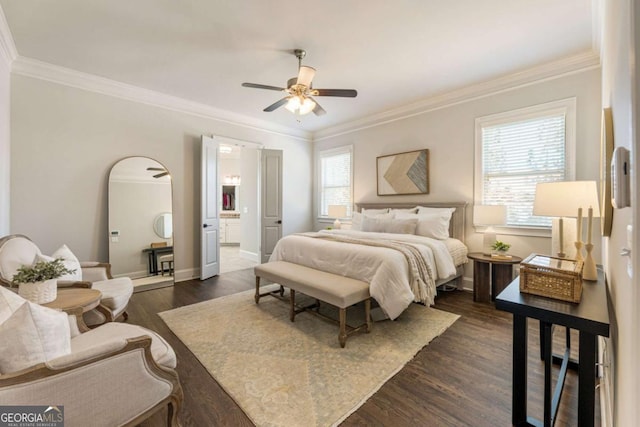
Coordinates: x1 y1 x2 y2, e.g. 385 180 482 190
0 1 595 135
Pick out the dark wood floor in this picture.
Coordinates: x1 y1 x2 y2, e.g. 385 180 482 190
133 269 599 427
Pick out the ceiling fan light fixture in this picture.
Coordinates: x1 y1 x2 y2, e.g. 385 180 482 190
285 95 315 115
296 66 316 87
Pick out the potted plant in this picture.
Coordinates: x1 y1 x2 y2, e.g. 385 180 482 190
491 240 512 259
11 258 76 304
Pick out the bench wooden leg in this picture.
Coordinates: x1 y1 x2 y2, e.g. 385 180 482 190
365 299 372 333
254 276 261 304
339 308 347 348
290 289 296 322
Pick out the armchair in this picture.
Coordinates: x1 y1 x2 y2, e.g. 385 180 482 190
0 234 133 326
0 288 183 427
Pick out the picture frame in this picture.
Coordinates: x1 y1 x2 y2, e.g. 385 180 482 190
376 149 429 196
600 107 614 236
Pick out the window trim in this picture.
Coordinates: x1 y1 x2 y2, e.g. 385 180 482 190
473 98 576 236
316 145 354 222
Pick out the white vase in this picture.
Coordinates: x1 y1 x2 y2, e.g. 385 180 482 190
18 279 58 304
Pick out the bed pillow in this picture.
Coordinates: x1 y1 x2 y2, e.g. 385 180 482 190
385 218 419 234
395 212 452 240
51 244 82 281
361 216 389 233
390 207 419 216
352 211 393 231
0 300 71 374
361 208 389 216
416 206 456 218
361 217 419 234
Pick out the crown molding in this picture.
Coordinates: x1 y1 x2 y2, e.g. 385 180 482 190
313 50 601 141
11 56 312 142
0 5 17 66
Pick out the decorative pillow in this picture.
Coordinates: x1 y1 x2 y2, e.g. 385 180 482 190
390 207 419 216
0 301 71 374
351 212 363 231
361 208 389 216
0 285 27 324
361 216 389 233
395 212 452 240
416 206 456 219
385 218 419 234
0 237 41 281
353 211 393 231
51 244 82 281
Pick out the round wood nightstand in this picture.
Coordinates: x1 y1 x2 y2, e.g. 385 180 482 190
467 252 523 303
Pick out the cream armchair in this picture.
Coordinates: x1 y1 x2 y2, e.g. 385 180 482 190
0 295 182 426
0 234 133 326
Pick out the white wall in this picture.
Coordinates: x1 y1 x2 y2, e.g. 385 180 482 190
0 52 9 236
600 0 639 424
9 75 313 280
314 68 602 283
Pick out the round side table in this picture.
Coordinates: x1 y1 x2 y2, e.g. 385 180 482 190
467 253 523 302
42 288 102 313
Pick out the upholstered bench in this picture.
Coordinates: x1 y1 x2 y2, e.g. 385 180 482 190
254 261 371 348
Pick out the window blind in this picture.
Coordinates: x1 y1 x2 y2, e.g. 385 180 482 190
481 113 566 227
319 149 352 217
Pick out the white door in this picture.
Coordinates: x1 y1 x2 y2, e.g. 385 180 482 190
261 149 283 263
200 136 220 279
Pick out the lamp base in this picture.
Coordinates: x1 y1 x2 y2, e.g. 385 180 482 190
482 231 496 256
333 219 342 230
574 241 584 261
583 243 597 281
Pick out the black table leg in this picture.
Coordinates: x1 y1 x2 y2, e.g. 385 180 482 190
513 314 528 425
542 321 553 427
578 331 597 427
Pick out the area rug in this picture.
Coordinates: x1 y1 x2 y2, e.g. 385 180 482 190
159 287 459 427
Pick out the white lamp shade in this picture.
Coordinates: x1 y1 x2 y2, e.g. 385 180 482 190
327 205 347 218
473 205 507 226
533 181 600 217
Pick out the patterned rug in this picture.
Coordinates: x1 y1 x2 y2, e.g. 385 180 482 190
159 287 459 427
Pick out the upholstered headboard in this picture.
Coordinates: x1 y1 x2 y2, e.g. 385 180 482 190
354 202 467 243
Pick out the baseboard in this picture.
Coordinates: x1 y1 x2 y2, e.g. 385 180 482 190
599 336 614 427
113 269 148 280
239 249 259 262
174 268 200 283
461 276 473 292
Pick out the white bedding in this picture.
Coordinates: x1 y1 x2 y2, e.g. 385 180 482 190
268 229 467 320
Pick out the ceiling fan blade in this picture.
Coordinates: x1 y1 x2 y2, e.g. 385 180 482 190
296 66 316 87
153 172 170 178
309 97 326 116
313 89 358 98
242 82 285 91
263 97 290 112
146 167 165 171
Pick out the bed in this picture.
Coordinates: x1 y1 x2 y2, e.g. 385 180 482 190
269 202 468 320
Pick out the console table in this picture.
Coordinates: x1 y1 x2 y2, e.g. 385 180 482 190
142 246 173 275
495 269 609 426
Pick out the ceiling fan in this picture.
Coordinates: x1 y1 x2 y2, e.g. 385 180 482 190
147 167 169 179
242 49 357 116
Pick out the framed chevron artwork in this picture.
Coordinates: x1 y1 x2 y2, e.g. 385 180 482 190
376 149 429 195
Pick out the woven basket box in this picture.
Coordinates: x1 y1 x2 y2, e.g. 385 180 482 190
519 254 584 303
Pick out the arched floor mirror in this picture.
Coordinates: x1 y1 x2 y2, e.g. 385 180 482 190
109 157 174 292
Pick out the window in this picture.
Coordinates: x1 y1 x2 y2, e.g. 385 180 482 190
475 99 576 231
317 145 353 218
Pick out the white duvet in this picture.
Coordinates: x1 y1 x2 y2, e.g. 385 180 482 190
268 229 461 320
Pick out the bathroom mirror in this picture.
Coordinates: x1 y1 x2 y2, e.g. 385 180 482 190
108 157 174 292
154 213 173 238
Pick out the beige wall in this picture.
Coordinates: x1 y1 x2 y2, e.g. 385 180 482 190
0 54 9 236
10 75 313 279
601 0 639 424
314 68 602 284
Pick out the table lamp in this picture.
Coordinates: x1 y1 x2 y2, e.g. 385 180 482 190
327 205 347 229
533 182 600 278
473 205 507 255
